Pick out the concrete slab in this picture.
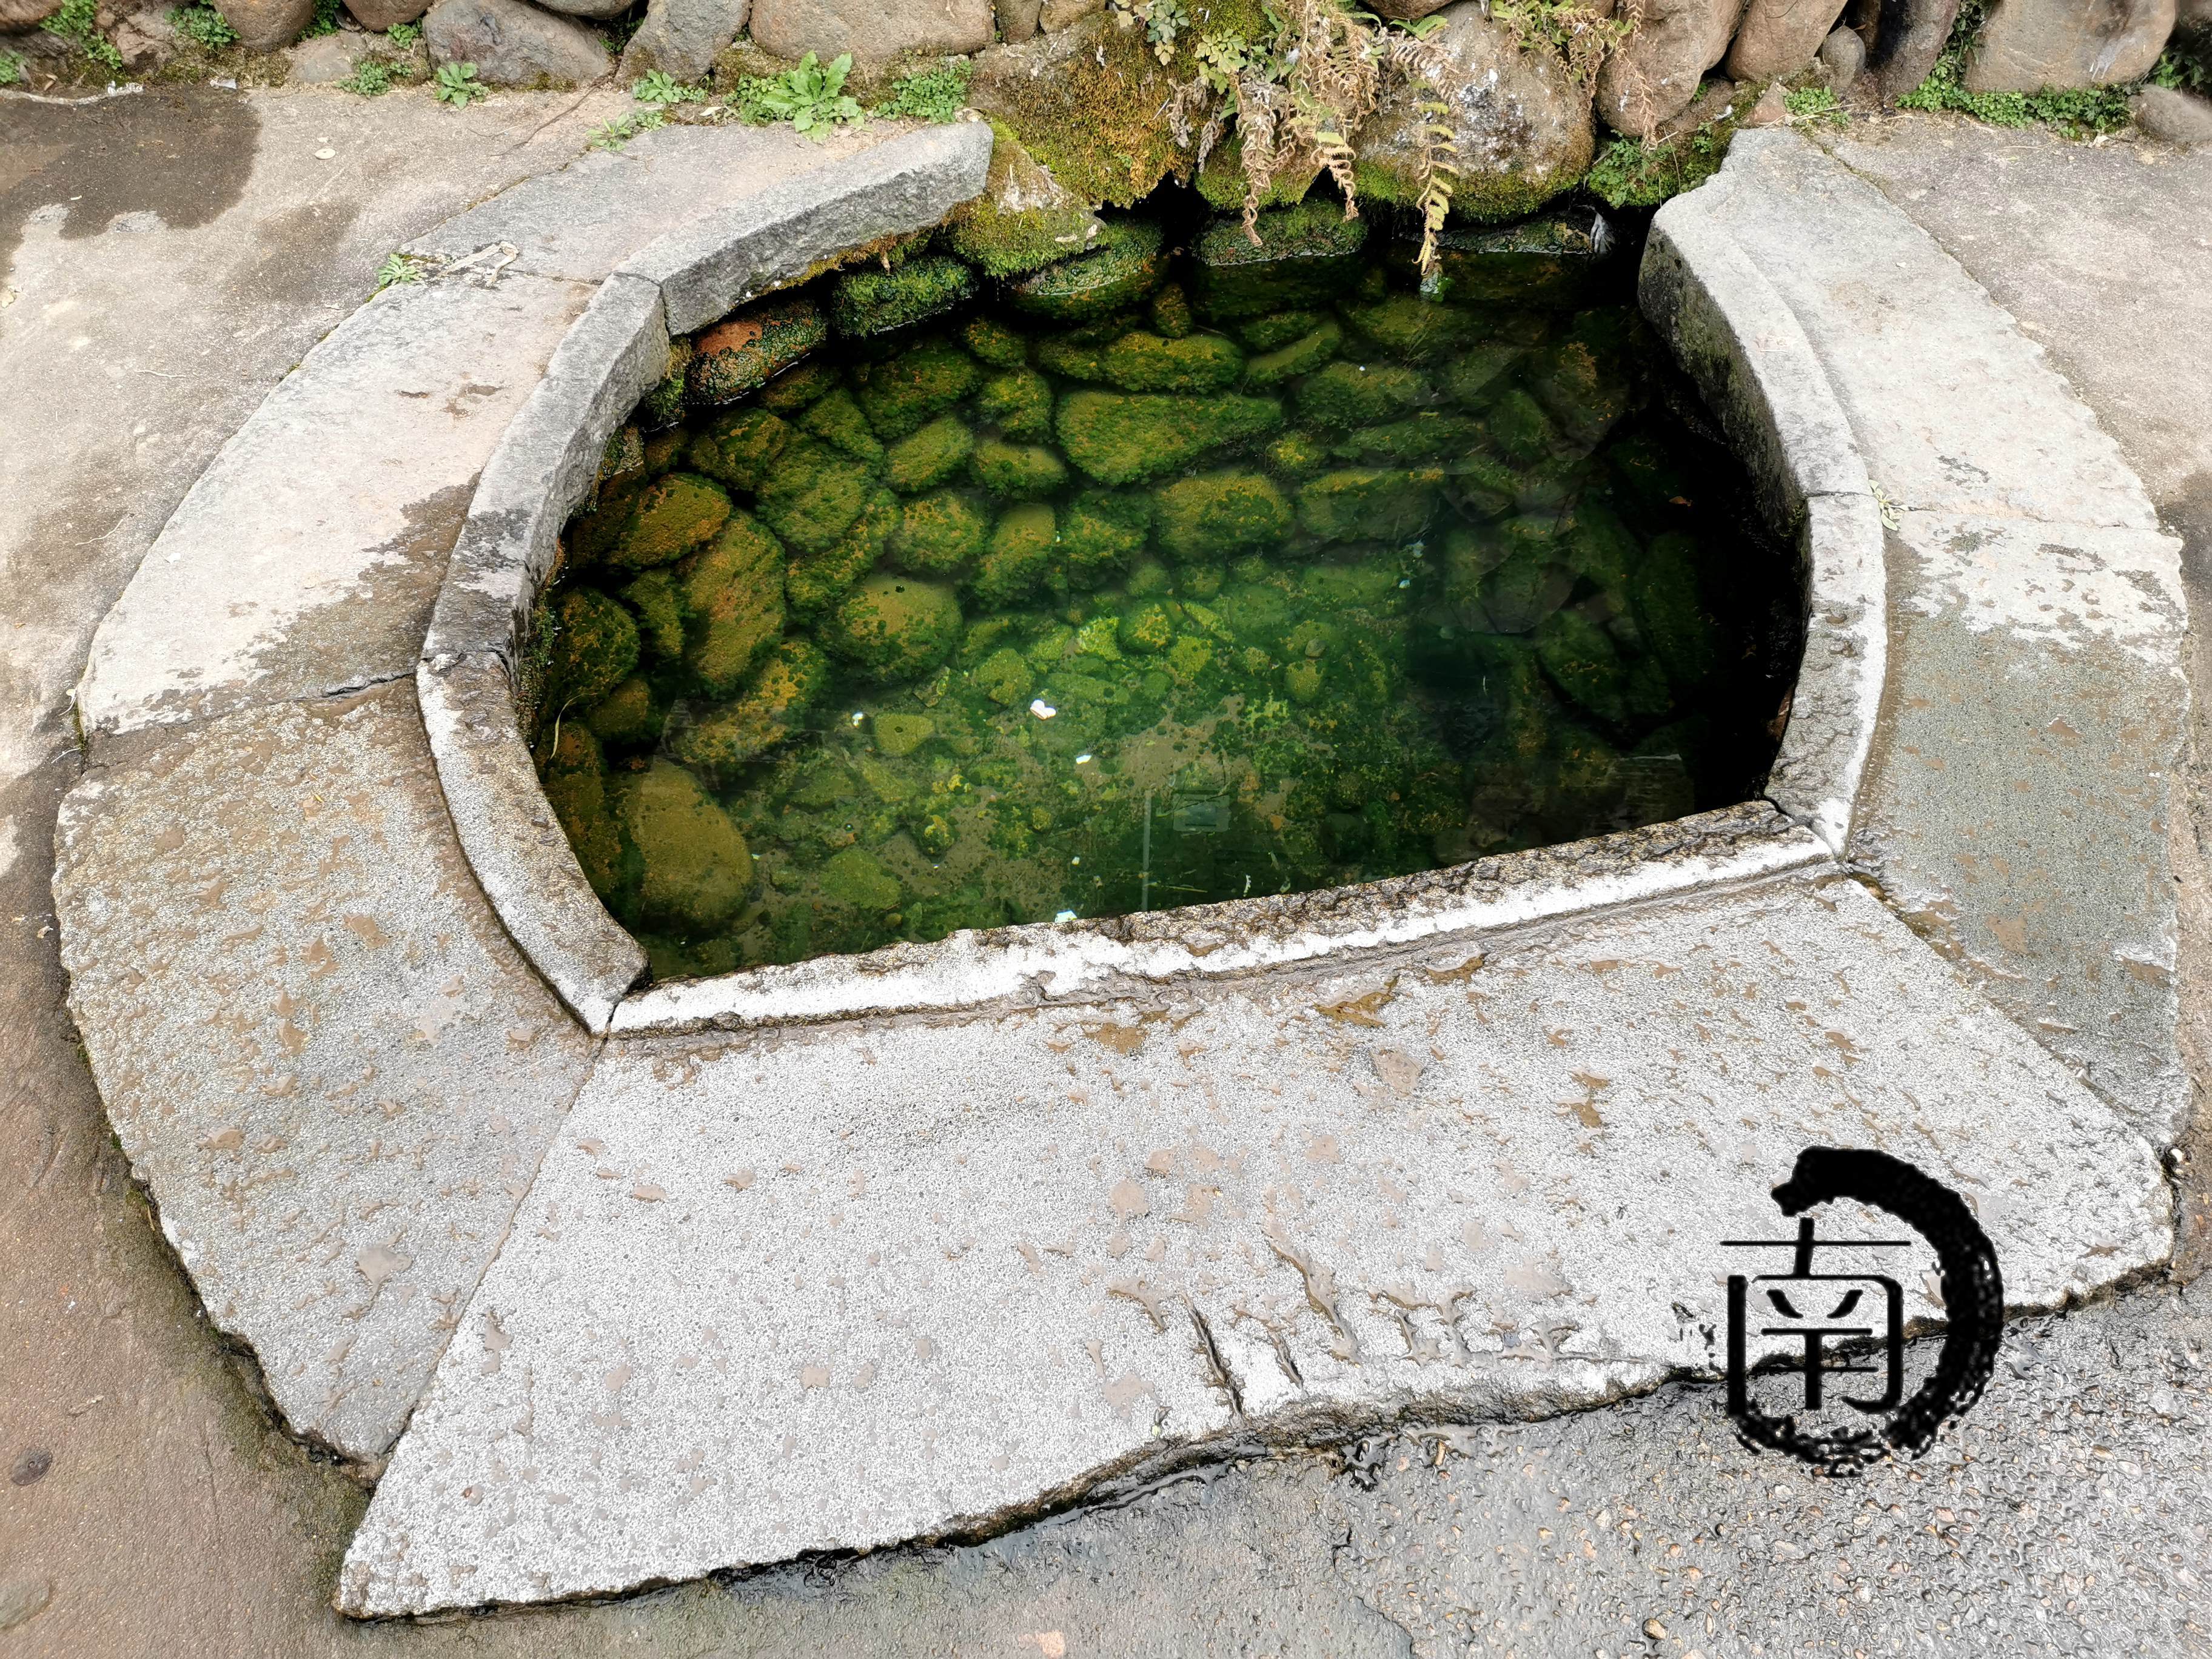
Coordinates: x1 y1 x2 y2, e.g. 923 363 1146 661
1858 511 2190 1141
340 873 2168 1614
73 271 591 748
51 683 598 1461
1692 131 2161 532
401 122 902 286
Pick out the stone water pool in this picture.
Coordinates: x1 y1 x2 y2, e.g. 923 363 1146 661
532 200 1803 982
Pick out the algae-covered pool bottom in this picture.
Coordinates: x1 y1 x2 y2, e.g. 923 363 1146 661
535 204 1800 984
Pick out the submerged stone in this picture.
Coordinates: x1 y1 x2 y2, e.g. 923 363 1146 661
541 723 623 899
823 574 964 680
884 415 976 494
1244 320 1342 388
961 315 1030 368
973 645 1037 706
785 486 899 623
1418 207 1616 307
974 501 1057 605
1535 605 1630 726
975 368 1056 441
890 491 993 577
819 846 902 912
1057 489 1151 586
620 569 685 664
605 472 733 571
831 254 979 338
1192 201 1369 322
853 337 980 441
1340 295 1492 361
1334 412 1483 464
549 587 640 708
795 387 888 468
686 406 793 494
1629 532 1720 688
1296 469 1436 543
583 675 663 750
1477 545 1575 635
1002 216 1165 324
678 510 787 697
874 712 935 757
666 640 831 778
971 438 1067 498
1295 360 1429 427
1096 330 1244 394
616 759 754 933
686 296 828 407
1055 390 1284 484
755 436 873 557
756 360 840 414
1153 472 1292 563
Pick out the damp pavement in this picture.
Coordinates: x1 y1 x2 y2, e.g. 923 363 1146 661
2 92 2211 1657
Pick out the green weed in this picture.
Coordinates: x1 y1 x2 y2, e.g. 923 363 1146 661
433 59 483 106
373 250 430 292
1586 126 1729 209
339 58 394 95
632 69 706 104
1898 3 2137 135
303 0 341 38
166 4 236 47
386 19 421 46
590 107 669 149
874 59 970 122
1783 84 1844 126
0 47 27 83
42 0 124 74
734 50 866 136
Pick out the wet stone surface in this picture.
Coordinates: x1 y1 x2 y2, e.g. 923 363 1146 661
531 203 1805 982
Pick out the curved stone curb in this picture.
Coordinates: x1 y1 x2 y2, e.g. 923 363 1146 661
421 123 993 1032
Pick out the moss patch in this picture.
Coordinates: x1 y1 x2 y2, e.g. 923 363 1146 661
1056 390 1284 484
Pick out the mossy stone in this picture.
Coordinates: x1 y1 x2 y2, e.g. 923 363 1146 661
617 759 754 933
606 472 733 571
1125 557 1172 598
974 645 1037 707
686 406 792 493
567 476 645 566
1192 201 1369 321
976 369 1055 441
678 510 788 697
665 640 831 778
890 491 991 577
1149 282 1193 339
755 435 872 557
1339 295 1489 361
853 338 980 441
757 359 840 414
548 587 640 708
825 574 964 680
971 438 1067 499
974 501 1057 606
884 415 976 494
1244 320 1342 388
874 712 935 757
962 315 1030 367
686 295 828 406
1423 212 1613 308
1563 501 1641 592
1523 313 1639 448
640 338 693 432
796 387 888 468
542 723 624 900
1097 330 1244 394
1056 390 1284 485
785 485 898 623
1294 361 1429 428
1239 309 1325 352
1443 452 1520 519
1441 344 1526 408
1296 469 1436 543
583 675 663 750
1002 216 1165 324
1153 472 1291 563
1438 524 1510 605
1335 412 1483 464
820 846 902 912
620 569 685 663
1477 546 1575 634
832 253 978 338
1265 432 1330 478
1628 532 1719 689
946 119 1104 280
1165 634 1215 685
1535 606 1629 726
1489 389 1560 466
1119 600 1175 655
1058 489 1151 586
1284 657 1324 704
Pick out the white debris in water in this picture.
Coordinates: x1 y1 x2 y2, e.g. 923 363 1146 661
1074 753 1093 764
1053 910 1077 922
850 711 866 725
1029 699 1056 719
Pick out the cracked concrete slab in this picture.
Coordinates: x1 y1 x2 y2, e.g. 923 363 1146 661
51 682 597 1460
340 872 2167 1614
73 270 591 748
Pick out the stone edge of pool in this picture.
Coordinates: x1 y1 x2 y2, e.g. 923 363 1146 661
44 122 2187 1618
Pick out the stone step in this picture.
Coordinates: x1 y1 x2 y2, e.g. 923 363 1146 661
338 868 2168 1615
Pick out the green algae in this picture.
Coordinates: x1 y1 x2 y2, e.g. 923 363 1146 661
541 208 1797 982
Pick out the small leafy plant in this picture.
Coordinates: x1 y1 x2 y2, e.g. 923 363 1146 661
631 69 705 104
386 20 421 47
874 59 970 122
167 4 237 48
42 0 124 74
1586 126 1729 209
434 59 483 107
590 107 668 149
735 51 866 136
373 250 431 292
303 0 341 37
0 46 28 83
1897 1 2135 135
339 58 394 95
1783 84 1844 126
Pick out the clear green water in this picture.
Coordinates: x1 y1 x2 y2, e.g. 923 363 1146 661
537 209 1801 984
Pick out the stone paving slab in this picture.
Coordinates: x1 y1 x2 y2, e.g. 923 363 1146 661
1689 132 2160 532
1655 132 2191 1144
339 872 2168 1615
73 271 591 748
51 683 598 1461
